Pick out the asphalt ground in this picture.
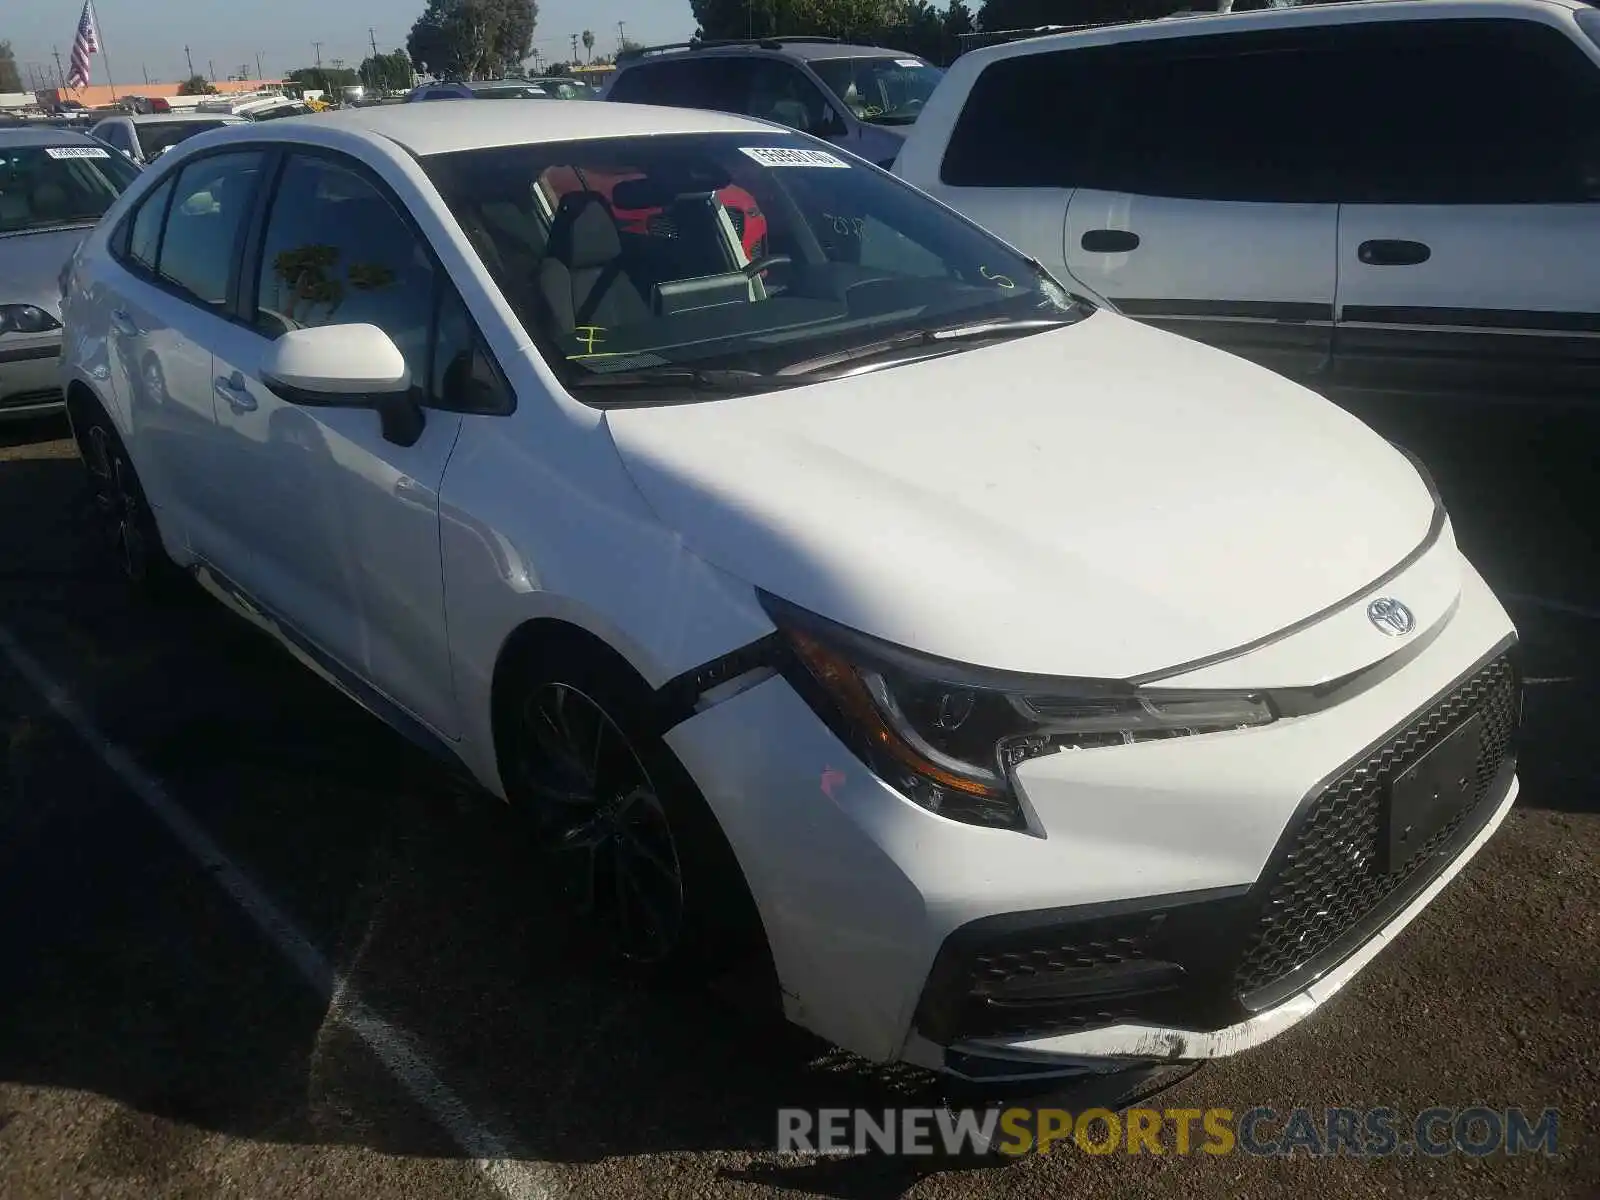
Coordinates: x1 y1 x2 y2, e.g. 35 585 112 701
0 385 1596 1199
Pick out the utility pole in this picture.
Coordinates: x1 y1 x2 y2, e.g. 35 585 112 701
617 21 626 51
256 51 265 81
570 33 578 63
209 59 217 83
184 45 195 78
52 48 67 88
312 41 323 70
143 65 150 85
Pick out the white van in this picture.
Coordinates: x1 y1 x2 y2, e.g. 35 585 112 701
895 0 1600 397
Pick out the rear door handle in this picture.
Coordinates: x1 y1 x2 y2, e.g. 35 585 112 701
1080 229 1141 253
1357 239 1431 266
214 372 257 412
110 308 140 336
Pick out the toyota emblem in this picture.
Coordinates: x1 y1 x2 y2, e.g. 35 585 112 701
1367 597 1415 637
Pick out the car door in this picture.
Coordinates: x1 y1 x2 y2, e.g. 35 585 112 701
1049 34 1341 381
1329 16 1600 397
205 149 467 737
102 149 266 557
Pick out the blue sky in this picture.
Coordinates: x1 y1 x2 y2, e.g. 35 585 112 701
6 0 699 89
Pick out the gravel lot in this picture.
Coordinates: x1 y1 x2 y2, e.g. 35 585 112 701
0 387 1596 1199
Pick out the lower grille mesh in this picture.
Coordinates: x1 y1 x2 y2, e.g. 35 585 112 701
1235 655 1519 1000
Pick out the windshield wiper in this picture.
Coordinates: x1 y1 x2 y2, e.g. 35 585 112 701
773 315 1075 379
567 366 796 395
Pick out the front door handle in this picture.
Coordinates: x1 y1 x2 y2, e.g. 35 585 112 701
110 308 140 336
214 372 257 412
1080 228 1141 253
1358 239 1431 266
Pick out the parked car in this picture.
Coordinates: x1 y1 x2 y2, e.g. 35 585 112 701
0 127 139 420
404 80 556 102
893 0 1600 397
60 102 1521 1096
606 37 944 168
89 112 247 167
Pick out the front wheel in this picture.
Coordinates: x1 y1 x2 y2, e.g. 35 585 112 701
78 408 173 592
501 642 769 977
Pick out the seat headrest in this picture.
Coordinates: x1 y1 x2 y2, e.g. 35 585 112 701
548 191 621 270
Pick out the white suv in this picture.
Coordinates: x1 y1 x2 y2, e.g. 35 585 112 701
59 102 1520 1095
894 0 1600 398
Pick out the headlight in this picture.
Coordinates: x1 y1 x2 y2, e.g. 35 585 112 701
0 305 62 335
761 592 1276 832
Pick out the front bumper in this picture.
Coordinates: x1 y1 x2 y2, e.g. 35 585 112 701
663 557 1519 1076
0 334 65 420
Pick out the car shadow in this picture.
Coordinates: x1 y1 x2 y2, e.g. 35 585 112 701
0 445 1023 1196
0 389 1594 1191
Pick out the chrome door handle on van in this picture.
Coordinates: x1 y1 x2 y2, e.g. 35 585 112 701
1358 239 1431 266
214 373 257 412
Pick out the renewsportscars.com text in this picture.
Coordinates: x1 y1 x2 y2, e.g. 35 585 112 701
777 1105 1561 1158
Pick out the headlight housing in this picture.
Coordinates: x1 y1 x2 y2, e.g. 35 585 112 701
0 304 62 335
761 592 1276 832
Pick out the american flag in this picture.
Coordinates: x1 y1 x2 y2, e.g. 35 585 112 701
67 1 100 90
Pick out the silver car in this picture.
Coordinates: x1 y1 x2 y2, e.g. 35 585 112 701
0 127 140 421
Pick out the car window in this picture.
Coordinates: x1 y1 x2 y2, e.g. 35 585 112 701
431 286 513 414
157 151 264 306
1088 39 1339 203
941 50 1109 189
1328 18 1600 204
125 176 174 271
810 57 942 127
252 153 436 393
741 60 834 135
135 119 234 158
0 143 140 234
95 121 136 155
608 57 750 111
422 132 1083 403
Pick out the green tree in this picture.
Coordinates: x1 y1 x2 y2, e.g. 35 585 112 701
0 41 22 93
975 0 1170 31
177 74 218 95
286 65 359 93
581 29 595 62
359 48 415 91
408 0 537 80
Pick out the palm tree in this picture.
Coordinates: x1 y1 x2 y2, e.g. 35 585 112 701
581 29 595 63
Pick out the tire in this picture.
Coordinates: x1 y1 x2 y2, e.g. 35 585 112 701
77 404 176 594
499 637 770 980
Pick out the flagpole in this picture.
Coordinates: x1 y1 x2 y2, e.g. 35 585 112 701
93 1 118 99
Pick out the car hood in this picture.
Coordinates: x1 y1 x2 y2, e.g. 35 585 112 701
0 224 93 317
606 311 1439 681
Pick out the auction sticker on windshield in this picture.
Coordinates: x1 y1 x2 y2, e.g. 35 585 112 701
45 146 110 159
740 147 850 169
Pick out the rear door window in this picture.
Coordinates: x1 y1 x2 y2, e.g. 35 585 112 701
1328 18 1600 204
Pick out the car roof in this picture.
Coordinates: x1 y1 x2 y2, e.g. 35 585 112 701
960 0 1588 61
124 111 246 124
0 126 105 148
624 40 922 65
270 99 780 156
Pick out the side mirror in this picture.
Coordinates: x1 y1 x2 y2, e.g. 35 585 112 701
260 324 425 446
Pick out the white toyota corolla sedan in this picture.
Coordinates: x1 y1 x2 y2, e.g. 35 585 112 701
59 102 1521 1094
